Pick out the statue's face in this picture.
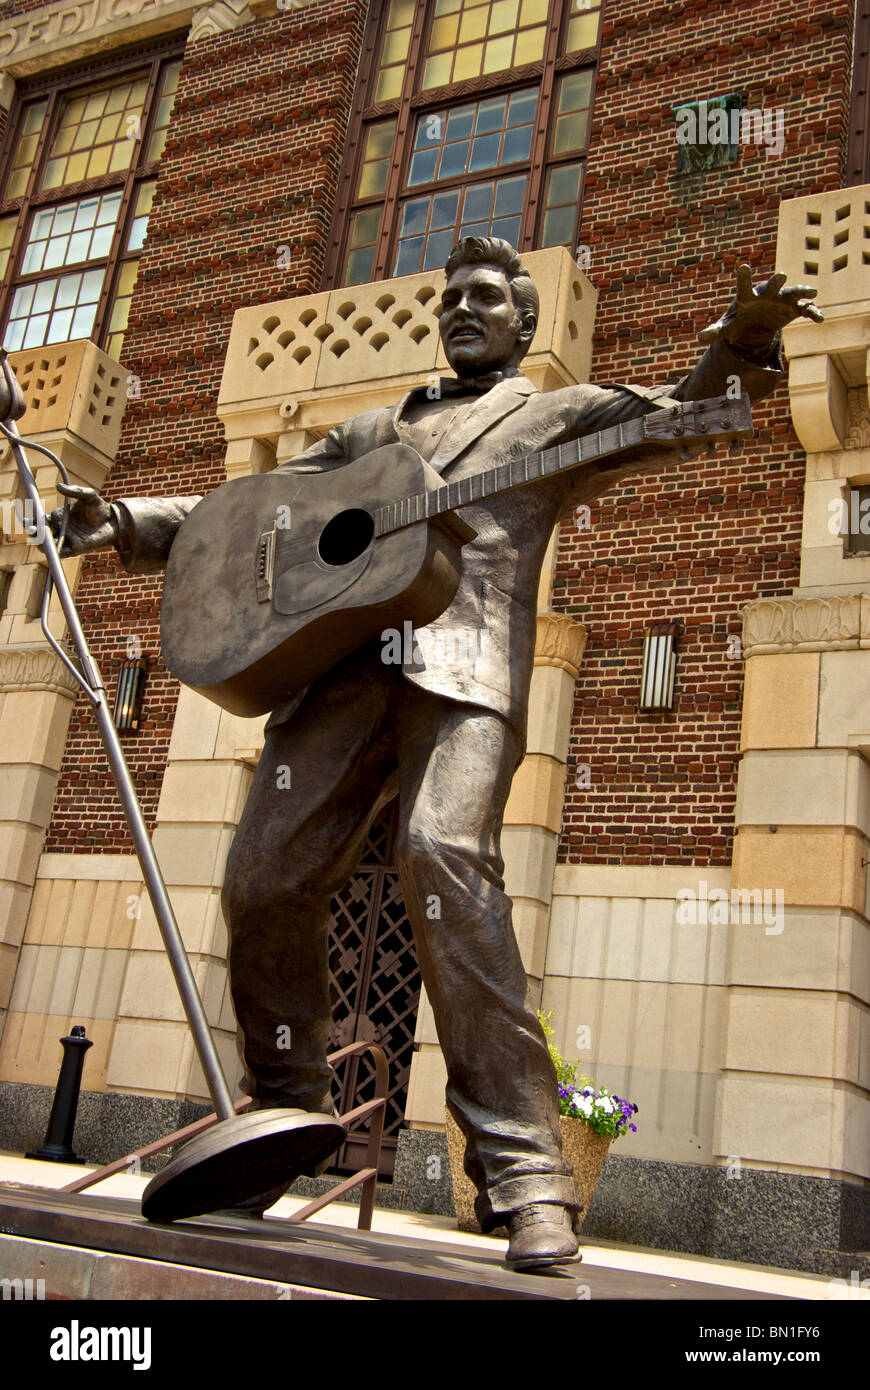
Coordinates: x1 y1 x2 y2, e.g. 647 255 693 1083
439 263 534 376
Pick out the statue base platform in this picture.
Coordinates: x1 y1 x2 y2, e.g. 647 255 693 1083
0 1182 786 1302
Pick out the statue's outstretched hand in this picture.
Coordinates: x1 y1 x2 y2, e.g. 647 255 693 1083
48 483 119 557
699 263 823 354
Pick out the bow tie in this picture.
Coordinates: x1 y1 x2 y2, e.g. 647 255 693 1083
436 370 512 397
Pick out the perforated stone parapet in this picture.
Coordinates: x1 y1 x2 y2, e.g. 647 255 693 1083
777 187 870 311
7 340 127 461
218 247 597 434
223 292 331 402
318 276 443 390
776 185 870 454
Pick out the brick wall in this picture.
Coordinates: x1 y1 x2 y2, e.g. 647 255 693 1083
555 0 853 866
45 0 368 849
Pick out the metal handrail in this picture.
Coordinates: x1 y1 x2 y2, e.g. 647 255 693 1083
58 1039 389 1231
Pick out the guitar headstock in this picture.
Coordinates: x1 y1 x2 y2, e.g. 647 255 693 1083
643 394 753 453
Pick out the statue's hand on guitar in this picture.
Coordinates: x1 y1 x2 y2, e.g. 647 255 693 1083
48 483 120 557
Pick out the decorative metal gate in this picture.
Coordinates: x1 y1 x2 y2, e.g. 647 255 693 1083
327 799 421 1177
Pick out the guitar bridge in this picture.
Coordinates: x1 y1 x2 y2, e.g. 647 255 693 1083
255 523 276 603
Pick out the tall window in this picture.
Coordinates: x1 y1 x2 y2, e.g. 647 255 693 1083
0 40 184 360
327 0 603 287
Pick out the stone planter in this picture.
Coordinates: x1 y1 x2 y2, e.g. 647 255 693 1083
445 1108 612 1236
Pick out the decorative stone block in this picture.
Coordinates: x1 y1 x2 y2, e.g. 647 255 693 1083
742 594 870 655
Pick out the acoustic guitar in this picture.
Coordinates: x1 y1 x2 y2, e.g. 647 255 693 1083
160 393 752 716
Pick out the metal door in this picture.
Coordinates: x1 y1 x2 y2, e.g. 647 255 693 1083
328 799 421 1176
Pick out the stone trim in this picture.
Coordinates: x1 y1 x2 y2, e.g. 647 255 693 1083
0 0 199 79
776 185 870 318
0 648 80 698
533 611 588 676
552 863 732 898
742 593 870 655
36 852 141 880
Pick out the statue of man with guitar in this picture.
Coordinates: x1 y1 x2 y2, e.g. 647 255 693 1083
52 240 820 1271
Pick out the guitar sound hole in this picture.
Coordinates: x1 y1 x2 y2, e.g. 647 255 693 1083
317 509 375 567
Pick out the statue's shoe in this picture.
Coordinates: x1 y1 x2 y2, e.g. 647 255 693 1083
505 1202 583 1272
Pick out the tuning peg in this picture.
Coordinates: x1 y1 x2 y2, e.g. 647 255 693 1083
728 438 742 455
680 446 695 461
707 442 717 458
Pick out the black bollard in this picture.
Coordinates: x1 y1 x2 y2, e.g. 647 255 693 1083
26 1025 93 1163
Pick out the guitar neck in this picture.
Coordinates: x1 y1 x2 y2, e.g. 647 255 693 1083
372 415 648 537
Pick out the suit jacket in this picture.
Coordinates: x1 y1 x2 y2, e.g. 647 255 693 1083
115 339 782 751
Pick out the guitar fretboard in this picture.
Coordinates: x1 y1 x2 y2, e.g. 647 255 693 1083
372 417 644 537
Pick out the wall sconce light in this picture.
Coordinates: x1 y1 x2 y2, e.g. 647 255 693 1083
113 658 147 731
639 621 681 712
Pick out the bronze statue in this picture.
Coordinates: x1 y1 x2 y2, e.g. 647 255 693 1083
52 243 819 1271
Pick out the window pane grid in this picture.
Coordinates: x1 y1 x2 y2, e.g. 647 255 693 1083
1 48 182 356
395 174 526 274
540 159 582 246
408 87 538 186
125 179 156 253
5 100 49 199
564 0 602 53
5 266 105 351
357 119 398 200
20 192 122 275
374 0 416 104
422 0 548 89
105 256 142 360
552 68 593 154
145 61 182 163
42 77 148 190
0 216 16 280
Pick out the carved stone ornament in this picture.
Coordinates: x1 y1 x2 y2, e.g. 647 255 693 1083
534 612 588 676
845 387 870 451
0 646 81 697
742 594 870 655
189 0 254 43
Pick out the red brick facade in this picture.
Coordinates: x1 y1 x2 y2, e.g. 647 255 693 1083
36 0 855 861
